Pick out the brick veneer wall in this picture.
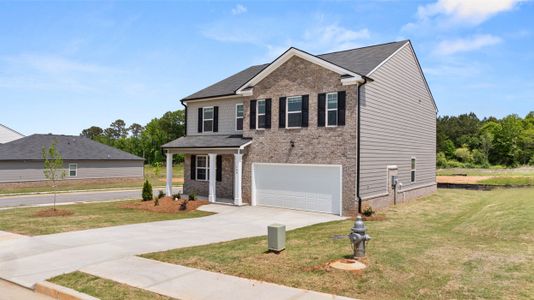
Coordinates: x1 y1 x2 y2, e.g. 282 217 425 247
183 154 234 199
241 56 359 215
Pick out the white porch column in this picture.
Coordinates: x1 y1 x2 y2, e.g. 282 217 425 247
208 153 217 203
233 153 243 206
165 152 173 196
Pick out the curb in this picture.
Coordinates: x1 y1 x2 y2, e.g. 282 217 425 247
35 281 99 300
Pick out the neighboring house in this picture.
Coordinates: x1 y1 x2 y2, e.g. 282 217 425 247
0 134 144 183
0 124 24 144
163 40 437 216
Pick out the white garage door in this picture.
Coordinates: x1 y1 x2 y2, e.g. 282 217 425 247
253 163 342 215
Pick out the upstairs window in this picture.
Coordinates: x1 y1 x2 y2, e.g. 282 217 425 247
196 155 209 181
236 104 244 131
257 100 266 129
203 107 214 132
68 163 77 177
286 96 302 128
326 92 338 127
411 158 416 183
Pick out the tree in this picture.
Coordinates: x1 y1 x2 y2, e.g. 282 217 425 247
109 119 128 139
129 123 144 138
42 142 66 210
81 126 103 139
492 114 523 166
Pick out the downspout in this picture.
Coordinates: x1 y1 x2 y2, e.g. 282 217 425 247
180 99 187 137
357 76 369 215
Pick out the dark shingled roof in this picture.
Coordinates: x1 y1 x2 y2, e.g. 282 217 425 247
162 135 252 149
0 134 144 161
183 40 408 101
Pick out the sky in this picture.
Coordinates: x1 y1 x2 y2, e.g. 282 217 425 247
1 0 533 136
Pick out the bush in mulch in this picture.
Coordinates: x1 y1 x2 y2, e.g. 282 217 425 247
32 208 74 218
120 197 208 213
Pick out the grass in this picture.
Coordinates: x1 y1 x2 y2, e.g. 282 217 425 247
49 271 172 300
0 199 212 236
477 176 534 186
0 164 184 195
142 188 534 299
437 166 534 177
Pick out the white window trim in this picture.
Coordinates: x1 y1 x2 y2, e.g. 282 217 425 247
325 92 338 127
235 103 244 131
202 107 214 133
256 99 266 130
286 96 302 129
68 163 77 177
196 155 209 181
410 157 416 183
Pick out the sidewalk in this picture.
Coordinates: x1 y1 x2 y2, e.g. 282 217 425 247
81 256 356 300
0 279 52 300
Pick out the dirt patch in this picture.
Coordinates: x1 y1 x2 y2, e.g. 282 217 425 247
120 197 208 213
32 209 74 218
437 176 493 184
361 214 386 221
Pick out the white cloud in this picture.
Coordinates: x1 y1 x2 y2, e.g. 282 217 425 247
231 4 247 15
435 34 502 55
303 25 370 52
418 0 524 24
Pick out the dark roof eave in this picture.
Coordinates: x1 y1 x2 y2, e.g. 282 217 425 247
182 92 238 102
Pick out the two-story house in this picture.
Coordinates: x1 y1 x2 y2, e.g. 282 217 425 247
162 40 437 216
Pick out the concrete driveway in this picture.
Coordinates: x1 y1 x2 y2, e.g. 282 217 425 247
0 187 181 208
0 204 344 288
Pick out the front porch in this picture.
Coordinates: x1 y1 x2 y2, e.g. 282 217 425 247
162 135 252 206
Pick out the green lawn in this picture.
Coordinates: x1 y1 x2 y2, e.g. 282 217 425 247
0 164 184 195
477 176 534 186
142 188 534 300
437 166 534 177
0 199 212 236
49 272 172 300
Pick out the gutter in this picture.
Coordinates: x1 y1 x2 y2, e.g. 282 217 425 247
356 76 370 214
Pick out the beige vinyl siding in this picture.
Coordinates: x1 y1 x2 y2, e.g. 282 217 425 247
186 97 244 136
360 43 436 199
0 160 143 183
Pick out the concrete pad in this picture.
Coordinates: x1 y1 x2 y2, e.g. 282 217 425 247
0 204 344 288
330 260 367 271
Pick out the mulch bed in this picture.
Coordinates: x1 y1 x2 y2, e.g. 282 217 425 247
120 197 208 213
361 214 386 221
32 208 74 218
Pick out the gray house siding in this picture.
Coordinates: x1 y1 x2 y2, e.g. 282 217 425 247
186 97 244 136
0 160 144 183
360 43 436 201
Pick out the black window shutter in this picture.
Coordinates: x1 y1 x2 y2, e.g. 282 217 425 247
190 155 196 180
265 98 272 129
318 93 326 127
213 106 219 132
250 100 257 129
216 155 222 182
184 106 188 136
197 108 203 133
301 95 309 127
338 91 346 126
279 97 286 128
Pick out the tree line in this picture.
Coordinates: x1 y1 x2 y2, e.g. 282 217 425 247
81 110 185 164
437 112 534 168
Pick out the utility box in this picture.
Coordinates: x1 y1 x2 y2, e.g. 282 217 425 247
268 223 286 252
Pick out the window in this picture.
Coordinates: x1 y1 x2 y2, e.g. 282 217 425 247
286 96 302 128
411 158 416 183
256 100 266 129
236 104 244 131
326 92 338 127
68 163 77 177
203 107 214 132
196 155 209 181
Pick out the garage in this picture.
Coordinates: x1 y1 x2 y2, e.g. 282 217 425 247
252 163 342 215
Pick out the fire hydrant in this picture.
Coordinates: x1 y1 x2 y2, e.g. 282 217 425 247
349 216 371 258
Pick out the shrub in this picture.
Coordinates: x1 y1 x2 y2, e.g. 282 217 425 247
472 149 489 167
157 190 165 199
447 160 466 168
142 180 153 201
172 193 181 200
437 152 448 168
154 196 159 206
362 206 375 217
529 155 534 166
188 193 196 201
180 199 188 211
454 147 474 163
